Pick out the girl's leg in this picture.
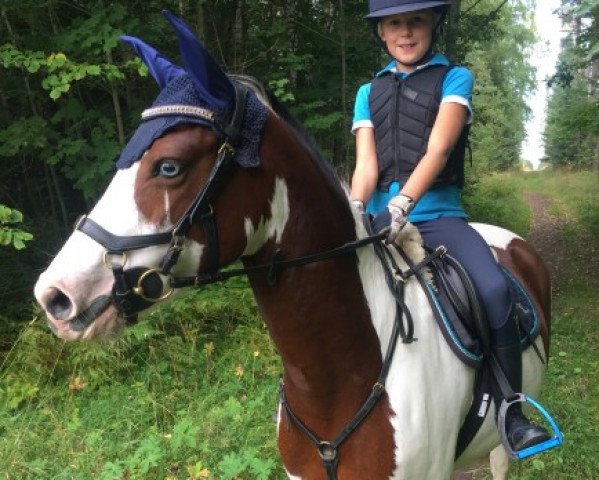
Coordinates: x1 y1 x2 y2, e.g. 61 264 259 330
415 217 550 451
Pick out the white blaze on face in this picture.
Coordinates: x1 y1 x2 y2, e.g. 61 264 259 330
34 163 203 336
242 177 290 255
35 165 144 306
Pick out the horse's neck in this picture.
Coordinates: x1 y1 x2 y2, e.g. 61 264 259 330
246 119 384 420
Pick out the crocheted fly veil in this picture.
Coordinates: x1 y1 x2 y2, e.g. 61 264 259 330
116 10 268 169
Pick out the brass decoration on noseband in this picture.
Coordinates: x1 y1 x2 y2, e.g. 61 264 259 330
132 269 174 302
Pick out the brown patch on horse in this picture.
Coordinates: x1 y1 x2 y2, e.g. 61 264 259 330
134 124 277 270
133 111 398 477
243 115 397 478
493 238 551 357
134 125 220 225
278 395 397 479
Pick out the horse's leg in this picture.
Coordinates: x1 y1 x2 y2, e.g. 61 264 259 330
451 459 488 480
489 445 510 480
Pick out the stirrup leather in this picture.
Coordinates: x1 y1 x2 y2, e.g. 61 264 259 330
498 393 563 459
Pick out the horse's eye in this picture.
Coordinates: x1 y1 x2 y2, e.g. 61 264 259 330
155 160 182 178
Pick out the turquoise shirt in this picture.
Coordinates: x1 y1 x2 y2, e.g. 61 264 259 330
353 54 473 221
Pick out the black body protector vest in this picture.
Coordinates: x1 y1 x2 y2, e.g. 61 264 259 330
369 64 470 192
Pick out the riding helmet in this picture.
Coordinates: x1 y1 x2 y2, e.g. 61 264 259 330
366 0 451 19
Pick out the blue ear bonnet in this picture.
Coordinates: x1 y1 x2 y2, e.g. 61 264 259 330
116 11 268 170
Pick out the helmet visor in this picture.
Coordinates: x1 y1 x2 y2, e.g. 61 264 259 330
366 0 450 19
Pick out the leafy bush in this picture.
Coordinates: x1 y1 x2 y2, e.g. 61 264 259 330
0 276 283 479
0 204 33 250
463 173 531 237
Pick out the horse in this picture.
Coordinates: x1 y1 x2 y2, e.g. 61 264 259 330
34 11 553 480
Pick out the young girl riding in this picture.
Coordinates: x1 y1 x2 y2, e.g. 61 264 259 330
350 0 552 455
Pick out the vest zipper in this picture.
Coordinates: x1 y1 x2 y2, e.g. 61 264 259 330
393 75 401 183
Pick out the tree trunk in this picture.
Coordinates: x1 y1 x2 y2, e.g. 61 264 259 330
43 163 61 237
232 0 246 72
195 0 205 38
445 0 461 58
338 0 348 167
48 165 70 233
106 50 126 146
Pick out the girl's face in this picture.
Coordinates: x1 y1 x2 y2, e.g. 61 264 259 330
378 9 438 73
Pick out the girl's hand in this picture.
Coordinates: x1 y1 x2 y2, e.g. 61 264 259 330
386 194 414 243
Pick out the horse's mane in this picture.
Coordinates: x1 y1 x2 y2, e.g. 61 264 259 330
268 90 350 202
233 75 348 203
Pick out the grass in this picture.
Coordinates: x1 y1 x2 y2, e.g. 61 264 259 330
0 168 597 479
0 278 283 479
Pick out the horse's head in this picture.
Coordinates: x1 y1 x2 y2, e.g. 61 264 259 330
34 11 285 340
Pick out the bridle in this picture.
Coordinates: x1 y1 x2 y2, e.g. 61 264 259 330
73 80 426 480
75 82 248 324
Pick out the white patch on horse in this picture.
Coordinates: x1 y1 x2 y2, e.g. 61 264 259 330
470 222 521 251
164 190 172 225
242 177 290 256
34 163 204 340
347 209 547 478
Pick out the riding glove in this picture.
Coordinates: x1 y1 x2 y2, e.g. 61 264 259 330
386 194 415 243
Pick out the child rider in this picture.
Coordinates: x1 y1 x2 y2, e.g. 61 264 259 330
350 0 552 455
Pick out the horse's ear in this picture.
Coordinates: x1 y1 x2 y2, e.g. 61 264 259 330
120 35 185 89
162 10 235 112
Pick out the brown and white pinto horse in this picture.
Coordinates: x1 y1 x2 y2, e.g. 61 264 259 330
34 14 551 480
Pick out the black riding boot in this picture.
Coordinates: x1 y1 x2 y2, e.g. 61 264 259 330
491 320 551 451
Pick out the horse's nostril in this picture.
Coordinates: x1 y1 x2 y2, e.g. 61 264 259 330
46 288 73 321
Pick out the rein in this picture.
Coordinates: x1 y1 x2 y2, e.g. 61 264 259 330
170 232 387 288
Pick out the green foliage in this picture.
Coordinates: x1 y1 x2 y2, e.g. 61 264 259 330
0 276 282 478
0 204 33 249
462 172 531 237
2 172 599 479
544 1 599 169
545 77 599 168
462 0 536 174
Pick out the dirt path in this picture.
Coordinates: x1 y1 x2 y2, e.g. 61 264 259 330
524 193 568 294
525 192 599 292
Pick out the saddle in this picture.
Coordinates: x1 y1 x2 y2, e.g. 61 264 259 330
422 245 541 368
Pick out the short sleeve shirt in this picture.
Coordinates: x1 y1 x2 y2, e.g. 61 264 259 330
352 53 474 221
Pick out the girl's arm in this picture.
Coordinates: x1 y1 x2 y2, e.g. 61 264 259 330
350 127 379 208
399 102 468 202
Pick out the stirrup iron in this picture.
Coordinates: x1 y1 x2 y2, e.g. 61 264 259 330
498 393 563 459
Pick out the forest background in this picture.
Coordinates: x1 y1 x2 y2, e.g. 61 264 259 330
0 0 598 310
0 0 598 479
